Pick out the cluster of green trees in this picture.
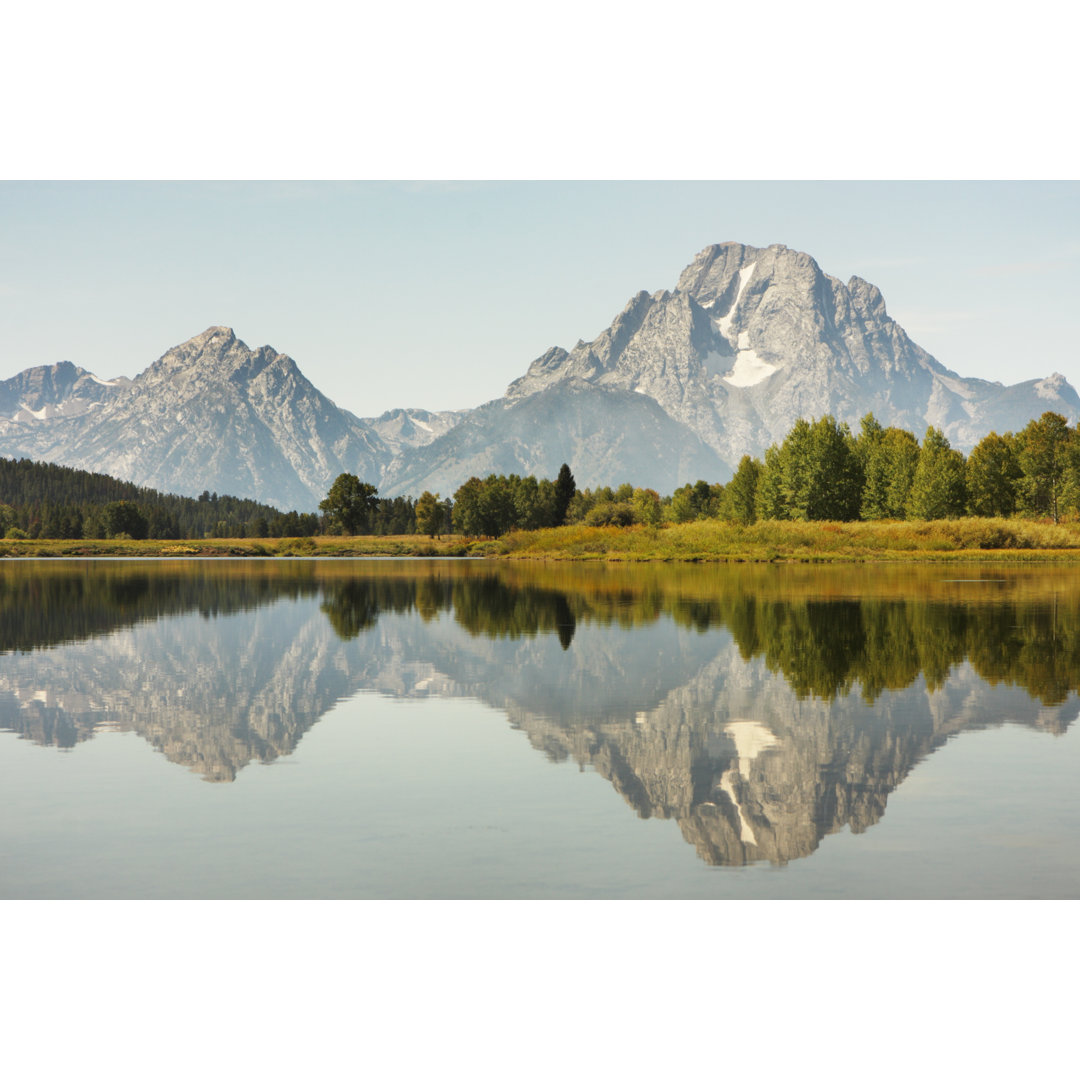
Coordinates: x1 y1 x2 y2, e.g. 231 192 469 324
447 465 576 537
316 473 429 538
318 465 579 539
436 411 1080 537
733 410 1078 525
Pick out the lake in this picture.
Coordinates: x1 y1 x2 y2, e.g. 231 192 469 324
3 557 1080 898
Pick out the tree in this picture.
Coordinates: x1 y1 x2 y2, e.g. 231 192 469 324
631 487 663 525
967 432 1022 517
861 427 920 519
768 415 862 521
319 473 378 535
719 456 761 524
906 427 967 520
553 464 576 527
755 444 786 520
415 491 444 538
1017 411 1072 522
102 501 149 540
452 477 485 536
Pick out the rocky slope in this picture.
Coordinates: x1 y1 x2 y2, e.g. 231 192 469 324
499 242 1080 470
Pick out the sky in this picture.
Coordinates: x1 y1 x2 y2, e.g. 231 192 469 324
2 180 1078 418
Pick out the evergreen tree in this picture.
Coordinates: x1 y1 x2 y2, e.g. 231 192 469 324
553 463 576 527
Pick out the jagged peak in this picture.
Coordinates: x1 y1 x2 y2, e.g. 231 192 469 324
847 275 887 316
192 325 235 343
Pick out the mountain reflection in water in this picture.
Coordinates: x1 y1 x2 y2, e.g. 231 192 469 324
1 559 1078 868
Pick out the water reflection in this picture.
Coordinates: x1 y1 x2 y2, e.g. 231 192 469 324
1 560 1078 866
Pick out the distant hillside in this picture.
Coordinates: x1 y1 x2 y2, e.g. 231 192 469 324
0 456 319 539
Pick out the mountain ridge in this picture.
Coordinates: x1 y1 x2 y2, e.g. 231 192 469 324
2 242 1077 507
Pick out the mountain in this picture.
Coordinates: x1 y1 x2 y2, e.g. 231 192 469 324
379 378 731 496
0 361 130 421
0 328 388 509
494 241 1080 472
2 243 1077 506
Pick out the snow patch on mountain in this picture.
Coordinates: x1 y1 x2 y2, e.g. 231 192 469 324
725 348 778 388
715 262 756 341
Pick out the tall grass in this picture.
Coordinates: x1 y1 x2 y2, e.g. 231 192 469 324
501 518 1080 562
3 518 1080 562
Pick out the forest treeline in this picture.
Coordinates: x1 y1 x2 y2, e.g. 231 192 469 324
4 409 1079 540
439 410 1080 536
0 458 416 541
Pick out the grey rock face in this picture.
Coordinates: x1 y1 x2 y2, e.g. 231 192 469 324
379 378 732 497
503 241 1080 469
0 327 389 509
363 406 466 457
0 361 130 423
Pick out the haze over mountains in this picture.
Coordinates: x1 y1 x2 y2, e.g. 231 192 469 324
2 242 1076 509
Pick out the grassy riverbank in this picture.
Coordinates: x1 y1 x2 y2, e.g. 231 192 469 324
501 517 1080 562
0 534 483 559
4 517 1080 561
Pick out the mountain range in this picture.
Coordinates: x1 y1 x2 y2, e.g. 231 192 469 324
2 242 1076 509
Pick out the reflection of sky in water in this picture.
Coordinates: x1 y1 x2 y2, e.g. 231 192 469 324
2 560 1080 897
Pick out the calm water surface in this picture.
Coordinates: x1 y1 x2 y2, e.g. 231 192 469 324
3 558 1080 898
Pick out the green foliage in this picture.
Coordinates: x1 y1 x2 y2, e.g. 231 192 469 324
0 457 320 540
755 444 786 520
319 473 379 535
1017 411 1073 522
0 503 17 535
907 428 967 520
585 500 636 526
668 479 723 523
719 456 761 524
452 477 485 536
967 432 1022 517
102 501 149 540
453 470 573 536
860 427 920 520
757 415 862 521
631 487 663 526
415 491 445 538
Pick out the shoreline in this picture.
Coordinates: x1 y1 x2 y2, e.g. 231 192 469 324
5 517 1080 562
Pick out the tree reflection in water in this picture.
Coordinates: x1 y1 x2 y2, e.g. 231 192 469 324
2 559 1078 866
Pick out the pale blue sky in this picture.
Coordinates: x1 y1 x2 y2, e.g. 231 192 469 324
2 181 1077 418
